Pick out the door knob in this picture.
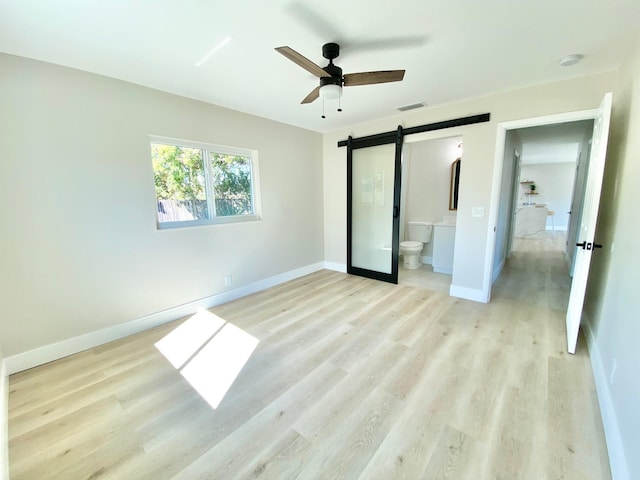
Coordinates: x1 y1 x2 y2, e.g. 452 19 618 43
577 241 603 251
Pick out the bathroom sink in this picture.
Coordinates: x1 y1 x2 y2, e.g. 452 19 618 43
434 213 457 226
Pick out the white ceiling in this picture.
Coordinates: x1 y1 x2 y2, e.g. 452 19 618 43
516 120 594 164
1 0 639 133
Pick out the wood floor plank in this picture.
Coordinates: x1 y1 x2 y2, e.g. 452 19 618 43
169 362 344 479
8 234 611 479
356 358 467 480
295 387 399 480
293 340 407 442
420 424 483 480
9 395 123 471
229 430 311 480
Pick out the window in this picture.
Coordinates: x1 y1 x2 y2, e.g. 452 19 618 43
150 137 260 228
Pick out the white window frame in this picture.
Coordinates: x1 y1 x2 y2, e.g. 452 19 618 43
150 135 261 229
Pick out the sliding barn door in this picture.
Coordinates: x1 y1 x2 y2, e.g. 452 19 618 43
347 134 402 284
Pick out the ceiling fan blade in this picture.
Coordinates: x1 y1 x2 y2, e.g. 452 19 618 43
275 46 329 78
343 70 405 86
285 3 343 43
301 86 321 104
285 3 425 55
344 36 426 54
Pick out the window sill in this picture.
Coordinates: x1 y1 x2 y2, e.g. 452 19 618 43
157 215 262 230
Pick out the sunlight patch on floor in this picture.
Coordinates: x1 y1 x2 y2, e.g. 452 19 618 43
155 309 259 409
155 309 226 369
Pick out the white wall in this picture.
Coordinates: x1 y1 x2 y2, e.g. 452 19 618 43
520 162 577 230
0 347 7 480
0 53 324 359
584 39 640 480
323 72 615 300
493 131 522 278
404 136 461 258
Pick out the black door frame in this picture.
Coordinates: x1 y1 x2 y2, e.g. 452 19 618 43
347 127 403 284
341 114 491 285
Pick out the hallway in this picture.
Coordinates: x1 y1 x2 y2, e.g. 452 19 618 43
496 232 570 311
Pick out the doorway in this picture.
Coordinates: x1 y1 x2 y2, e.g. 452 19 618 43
486 93 613 353
398 136 462 293
494 120 594 274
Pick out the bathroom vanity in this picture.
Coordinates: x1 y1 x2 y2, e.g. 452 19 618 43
432 222 456 274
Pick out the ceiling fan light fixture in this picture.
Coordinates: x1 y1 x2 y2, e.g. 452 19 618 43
319 84 342 100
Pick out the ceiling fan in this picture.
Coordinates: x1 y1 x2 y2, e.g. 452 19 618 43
275 42 405 106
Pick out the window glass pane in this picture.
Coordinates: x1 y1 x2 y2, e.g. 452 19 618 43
210 153 253 216
151 143 209 223
351 143 395 274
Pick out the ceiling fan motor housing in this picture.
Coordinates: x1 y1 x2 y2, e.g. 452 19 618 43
321 44 343 86
321 66 342 87
322 42 340 60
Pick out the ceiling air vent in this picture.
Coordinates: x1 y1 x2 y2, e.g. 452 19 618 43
397 102 426 112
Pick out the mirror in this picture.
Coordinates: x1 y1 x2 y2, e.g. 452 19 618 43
449 158 461 210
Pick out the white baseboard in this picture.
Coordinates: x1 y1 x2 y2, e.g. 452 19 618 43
323 261 347 273
433 266 453 275
5 262 325 375
583 319 629 480
1 354 8 480
449 284 488 303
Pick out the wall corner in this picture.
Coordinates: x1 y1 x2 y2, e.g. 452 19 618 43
0 348 9 480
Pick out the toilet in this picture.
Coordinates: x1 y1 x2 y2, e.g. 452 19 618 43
400 221 434 269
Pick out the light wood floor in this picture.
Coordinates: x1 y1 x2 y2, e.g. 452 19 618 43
398 263 452 293
8 236 611 479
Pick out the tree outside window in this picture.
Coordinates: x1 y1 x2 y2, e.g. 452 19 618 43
150 139 259 227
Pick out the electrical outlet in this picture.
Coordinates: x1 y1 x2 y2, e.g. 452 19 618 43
610 359 617 384
224 275 232 287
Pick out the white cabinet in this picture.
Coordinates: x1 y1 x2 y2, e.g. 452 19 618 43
432 223 456 274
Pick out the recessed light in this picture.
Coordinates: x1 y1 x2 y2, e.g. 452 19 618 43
195 36 232 67
559 54 583 67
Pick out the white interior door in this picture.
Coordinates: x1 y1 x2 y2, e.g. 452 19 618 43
506 152 522 257
565 151 585 275
565 92 612 354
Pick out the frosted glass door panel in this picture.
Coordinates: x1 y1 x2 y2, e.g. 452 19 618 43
351 143 396 273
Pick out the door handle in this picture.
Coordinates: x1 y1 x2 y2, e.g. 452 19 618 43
577 241 603 251
393 206 399 218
